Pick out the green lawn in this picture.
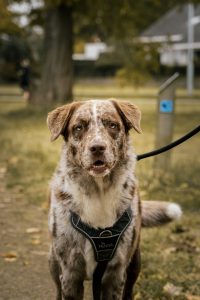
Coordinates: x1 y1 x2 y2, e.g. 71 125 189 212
0 86 200 299
1 82 200 101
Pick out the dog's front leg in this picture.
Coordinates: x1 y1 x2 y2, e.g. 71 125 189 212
122 247 141 300
101 264 126 300
60 270 84 300
49 246 62 300
57 248 85 300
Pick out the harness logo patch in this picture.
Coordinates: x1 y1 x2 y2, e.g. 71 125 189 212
99 242 114 249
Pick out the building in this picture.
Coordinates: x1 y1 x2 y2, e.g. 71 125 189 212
140 4 200 67
73 42 107 61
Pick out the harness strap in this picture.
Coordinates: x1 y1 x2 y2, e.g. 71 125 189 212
70 206 133 300
92 261 108 300
70 206 132 262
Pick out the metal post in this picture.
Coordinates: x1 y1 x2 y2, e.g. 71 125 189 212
155 73 179 173
187 3 194 96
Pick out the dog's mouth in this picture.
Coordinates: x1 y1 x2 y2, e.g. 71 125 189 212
89 160 108 175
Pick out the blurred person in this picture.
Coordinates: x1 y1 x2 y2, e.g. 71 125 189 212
18 59 31 101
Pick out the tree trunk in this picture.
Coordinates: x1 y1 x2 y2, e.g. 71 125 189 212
32 4 73 104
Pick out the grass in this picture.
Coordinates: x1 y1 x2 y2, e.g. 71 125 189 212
1 82 200 101
74 82 200 100
0 103 60 203
0 85 200 299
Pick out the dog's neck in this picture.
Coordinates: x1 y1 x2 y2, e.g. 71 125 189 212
58 146 137 228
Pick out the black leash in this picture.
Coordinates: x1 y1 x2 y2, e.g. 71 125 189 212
93 261 108 300
137 125 200 161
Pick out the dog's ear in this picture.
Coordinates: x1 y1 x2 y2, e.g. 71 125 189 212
111 100 142 133
47 102 81 141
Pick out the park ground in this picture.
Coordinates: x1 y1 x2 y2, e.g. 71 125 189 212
0 83 200 300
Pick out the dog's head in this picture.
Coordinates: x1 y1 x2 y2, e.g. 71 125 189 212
47 99 141 177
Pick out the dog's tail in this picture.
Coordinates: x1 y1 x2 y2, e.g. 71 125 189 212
141 200 182 227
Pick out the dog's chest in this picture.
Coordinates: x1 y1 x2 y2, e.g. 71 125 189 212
68 184 122 278
52 169 136 279
73 186 120 228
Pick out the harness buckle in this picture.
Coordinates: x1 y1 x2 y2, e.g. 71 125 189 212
99 230 112 237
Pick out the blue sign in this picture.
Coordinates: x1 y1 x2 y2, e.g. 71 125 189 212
160 99 174 113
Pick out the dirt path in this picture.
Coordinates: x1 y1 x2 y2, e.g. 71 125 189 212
0 166 93 300
0 165 54 300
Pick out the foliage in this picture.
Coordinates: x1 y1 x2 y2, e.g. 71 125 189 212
0 35 31 82
115 42 160 86
0 0 32 82
0 0 21 35
74 0 200 42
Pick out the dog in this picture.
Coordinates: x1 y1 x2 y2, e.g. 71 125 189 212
47 99 182 300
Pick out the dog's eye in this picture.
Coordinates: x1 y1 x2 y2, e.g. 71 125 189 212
74 124 83 132
109 122 118 129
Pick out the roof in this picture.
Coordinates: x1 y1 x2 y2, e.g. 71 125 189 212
141 4 200 43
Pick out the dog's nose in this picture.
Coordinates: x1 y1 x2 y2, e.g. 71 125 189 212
90 143 106 155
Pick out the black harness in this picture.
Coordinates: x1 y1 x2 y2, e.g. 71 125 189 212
70 207 133 300
70 206 132 262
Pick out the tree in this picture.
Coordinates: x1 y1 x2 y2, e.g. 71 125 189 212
32 0 188 105
33 3 73 104
0 0 31 82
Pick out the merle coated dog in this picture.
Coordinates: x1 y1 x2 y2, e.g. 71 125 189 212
47 99 181 300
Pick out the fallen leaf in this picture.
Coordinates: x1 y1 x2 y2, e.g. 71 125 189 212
134 292 141 300
41 201 49 210
140 190 147 197
3 198 11 204
1 251 18 262
9 156 19 164
31 250 48 256
4 257 17 262
31 239 41 245
186 294 200 300
164 247 177 254
0 167 7 174
179 182 189 189
26 227 41 234
174 243 200 254
2 251 17 258
163 282 183 297
32 234 41 239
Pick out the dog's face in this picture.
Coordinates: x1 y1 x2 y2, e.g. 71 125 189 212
47 99 141 177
